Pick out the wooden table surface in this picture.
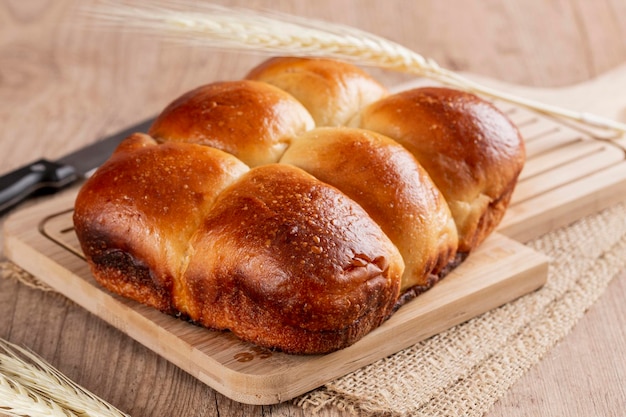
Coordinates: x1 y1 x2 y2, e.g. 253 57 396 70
1 1 625 416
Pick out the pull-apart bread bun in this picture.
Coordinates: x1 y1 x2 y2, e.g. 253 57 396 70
245 56 388 126
183 164 403 353
351 87 525 253
148 80 314 167
73 133 250 313
73 56 524 354
280 127 458 296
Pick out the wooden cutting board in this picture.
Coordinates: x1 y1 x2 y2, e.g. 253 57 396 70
4 67 626 404
3 199 548 405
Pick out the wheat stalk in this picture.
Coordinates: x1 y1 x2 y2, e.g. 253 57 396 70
0 374 73 417
0 338 130 417
82 0 626 135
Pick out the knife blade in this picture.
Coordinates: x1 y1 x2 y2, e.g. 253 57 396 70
0 117 155 215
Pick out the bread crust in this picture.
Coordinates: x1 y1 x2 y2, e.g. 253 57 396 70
182 164 403 353
148 80 314 167
73 133 249 313
353 87 525 252
246 56 388 126
280 127 458 293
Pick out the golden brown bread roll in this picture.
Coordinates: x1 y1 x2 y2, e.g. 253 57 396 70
351 87 525 253
73 133 249 313
245 56 388 126
181 163 404 354
280 127 458 294
148 80 314 167
73 57 525 354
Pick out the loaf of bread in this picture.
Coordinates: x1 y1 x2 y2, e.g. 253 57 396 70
73 57 525 354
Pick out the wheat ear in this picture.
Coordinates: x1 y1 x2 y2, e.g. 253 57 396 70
0 338 130 417
83 0 626 135
0 374 72 417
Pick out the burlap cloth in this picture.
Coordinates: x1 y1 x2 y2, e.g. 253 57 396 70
2 202 626 416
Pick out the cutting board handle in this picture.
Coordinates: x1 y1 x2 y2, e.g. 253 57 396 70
469 63 626 139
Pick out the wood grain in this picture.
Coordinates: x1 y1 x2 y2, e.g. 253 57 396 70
1 0 625 416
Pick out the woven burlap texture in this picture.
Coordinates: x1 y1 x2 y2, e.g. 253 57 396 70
296 202 626 416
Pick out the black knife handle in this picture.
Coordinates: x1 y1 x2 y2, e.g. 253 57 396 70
0 159 77 215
